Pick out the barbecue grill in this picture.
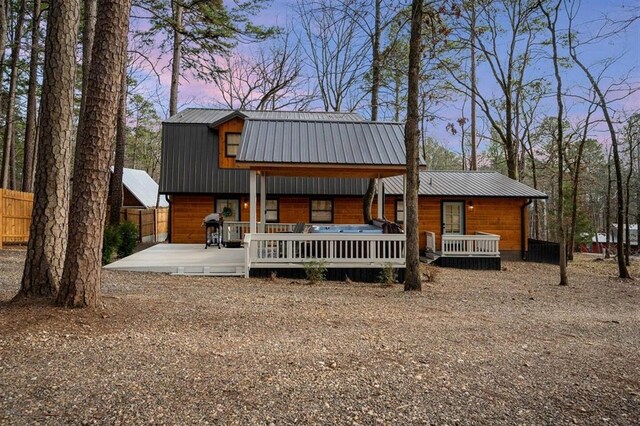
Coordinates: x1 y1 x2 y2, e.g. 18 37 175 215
202 213 224 249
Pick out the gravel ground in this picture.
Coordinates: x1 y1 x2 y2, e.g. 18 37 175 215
0 247 638 425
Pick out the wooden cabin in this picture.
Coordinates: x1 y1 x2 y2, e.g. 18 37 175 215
160 108 547 272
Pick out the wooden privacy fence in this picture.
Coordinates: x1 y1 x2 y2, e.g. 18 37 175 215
0 189 33 248
0 188 169 248
119 207 169 243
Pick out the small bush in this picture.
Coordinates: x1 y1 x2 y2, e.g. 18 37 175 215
303 259 327 284
378 263 397 286
102 225 122 265
117 221 138 258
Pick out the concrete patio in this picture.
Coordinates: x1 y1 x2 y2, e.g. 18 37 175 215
104 244 245 276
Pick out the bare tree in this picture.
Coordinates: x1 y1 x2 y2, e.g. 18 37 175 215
444 0 542 180
58 0 132 308
567 7 633 279
539 0 568 285
213 34 314 111
21 0 42 192
109 59 128 226
623 113 639 266
404 0 423 292
17 0 80 299
1 0 27 189
296 0 370 112
566 99 597 261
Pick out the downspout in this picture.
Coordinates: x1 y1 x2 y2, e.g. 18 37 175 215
521 198 533 260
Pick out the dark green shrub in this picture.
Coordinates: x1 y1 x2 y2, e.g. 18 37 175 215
378 262 397 286
303 259 327 284
117 221 138 258
102 225 122 265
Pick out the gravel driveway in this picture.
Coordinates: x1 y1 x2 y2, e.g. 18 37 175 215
0 248 638 425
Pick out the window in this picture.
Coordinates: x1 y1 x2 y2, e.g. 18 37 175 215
395 199 404 224
216 199 240 221
225 133 241 157
310 199 333 223
265 199 278 223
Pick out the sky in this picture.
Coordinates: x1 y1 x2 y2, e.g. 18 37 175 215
133 0 640 154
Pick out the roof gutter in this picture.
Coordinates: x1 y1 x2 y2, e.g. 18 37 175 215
521 198 533 260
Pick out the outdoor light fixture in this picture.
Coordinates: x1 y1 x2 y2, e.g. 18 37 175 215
469 201 474 210
243 201 248 209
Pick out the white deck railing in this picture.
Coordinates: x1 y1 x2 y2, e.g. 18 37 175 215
243 233 406 277
441 232 500 257
224 221 301 241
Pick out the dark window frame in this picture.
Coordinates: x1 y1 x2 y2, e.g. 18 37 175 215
225 132 241 157
309 198 334 223
265 198 279 223
215 197 241 221
395 199 404 224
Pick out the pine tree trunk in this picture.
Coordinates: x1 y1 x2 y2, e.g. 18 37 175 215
79 0 97 123
169 2 183 116
17 0 79 299
1 0 26 189
58 0 132 308
22 0 41 193
0 0 7 183
109 60 127 226
404 0 422 292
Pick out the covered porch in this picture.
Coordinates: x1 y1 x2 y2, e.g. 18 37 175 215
235 119 409 280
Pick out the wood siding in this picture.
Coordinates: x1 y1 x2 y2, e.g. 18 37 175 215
218 117 246 169
170 195 215 243
170 194 529 251
386 196 527 251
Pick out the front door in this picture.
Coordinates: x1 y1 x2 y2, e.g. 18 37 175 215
442 201 465 235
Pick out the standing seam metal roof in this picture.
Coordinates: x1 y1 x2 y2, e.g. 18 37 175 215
163 108 364 124
384 171 548 198
236 119 407 166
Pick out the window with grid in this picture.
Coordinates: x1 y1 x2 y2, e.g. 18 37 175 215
265 199 278 223
395 199 404 224
310 199 333 223
225 133 241 157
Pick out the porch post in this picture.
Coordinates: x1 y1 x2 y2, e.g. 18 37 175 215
250 170 257 234
377 175 383 219
260 172 267 233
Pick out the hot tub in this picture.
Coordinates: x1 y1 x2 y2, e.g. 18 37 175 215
308 224 382 234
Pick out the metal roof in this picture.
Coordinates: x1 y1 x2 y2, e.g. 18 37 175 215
163 108 364 124
385 171 548 198
159 123 370 195
113 167 169 207
236 119 406 166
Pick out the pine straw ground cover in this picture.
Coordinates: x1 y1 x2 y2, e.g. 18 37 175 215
0 247 639 425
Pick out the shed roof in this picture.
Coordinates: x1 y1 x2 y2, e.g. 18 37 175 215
163 108 364 125
385 171 547 198
235 119 408 177
114 167 169 207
